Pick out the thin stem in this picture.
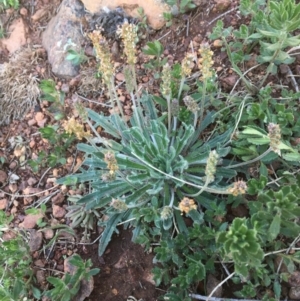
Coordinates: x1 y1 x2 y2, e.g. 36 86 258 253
198 80 207 129
169 188 175 207
166 94 171 134
225 147 272 169
110 77 125 120
131 151 232 195
206 272 235 301
178 77 186 99
130 92 142 129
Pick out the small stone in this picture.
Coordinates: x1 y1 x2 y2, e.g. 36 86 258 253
10 207 17 214
36 270 47 288
29 230 43 252
0 199 8 210
288 271 300 287
35 112 44 122
37 118 47 128
19 7 28 16
9 161 17 169
115 72 125 81
53 168 59 177
31 8 48 22
215 0 231 12
61 83 70 93
52 193 65 205
52 205 66 218
28 119 37 126
27 177 38 186
0 170 7 184
8 184 18 193
34 259 45 267
290 287 300 300
43 228 54 239
13 200 19 207
213 39 223 48
19 213 43 229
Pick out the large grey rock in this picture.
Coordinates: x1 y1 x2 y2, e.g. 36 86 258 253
42 0 85 78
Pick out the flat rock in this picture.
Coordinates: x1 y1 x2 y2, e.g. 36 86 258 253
81 0 170 30
29 230 43 252
19 213 43 229
52 204 66 218
2 18 28 53
42 0 85 78
64 255 94 301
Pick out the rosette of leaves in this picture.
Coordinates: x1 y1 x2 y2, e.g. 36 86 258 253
58 93 237 256
217 217 264 277
249 175 300 242
66 195 101 230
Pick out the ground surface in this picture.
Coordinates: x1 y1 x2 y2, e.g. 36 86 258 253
0 0 262 300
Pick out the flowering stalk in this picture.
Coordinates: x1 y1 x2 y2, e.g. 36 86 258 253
198 44 214 127
178 53 194 99
186 150 219 197
161 63 172 134
118 22 143 126
88 31 125 121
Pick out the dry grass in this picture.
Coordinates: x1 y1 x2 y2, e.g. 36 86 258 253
0 47 41 125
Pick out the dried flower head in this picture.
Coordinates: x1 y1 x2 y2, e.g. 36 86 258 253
183 95 199 113
110 198 128 212
228 180 248 196
104 151 119 175
88 30 114 85
102 172 116 182
205 150 219 183
64 117 92 140
161 63 172 97
160 206 173 220
267 123 281 155
117 22 138 65
179 197 197 214
181 53 195 77
198 43 214 81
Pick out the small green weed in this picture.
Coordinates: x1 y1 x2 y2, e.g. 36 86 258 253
44 254 99 301
0 0 19 9
66 49 88 66
28 125 75 173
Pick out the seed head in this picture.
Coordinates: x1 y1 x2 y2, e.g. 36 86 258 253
198 43 214 81
205 150 219 183
161 206 173 220
104 151 119 175
110 198 128 212
63 117 92 140
267 123 281 155
228 180 248 196
161 63 172 97
183 95 199 113
179 197 197 214
102 172 116 182
181 53 195 77
88 30 114 85
117 22 138 65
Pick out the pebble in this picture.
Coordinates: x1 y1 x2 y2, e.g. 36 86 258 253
213 39 223 48
115 72 125 81
28 119 37 126
19 7 28 16
0 198 8 210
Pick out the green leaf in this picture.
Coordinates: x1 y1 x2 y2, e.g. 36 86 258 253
268 214 281 240
98 213 124 256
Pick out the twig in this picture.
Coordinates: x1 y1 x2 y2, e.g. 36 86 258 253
158 30 171 41
206 272 235 301
207 8 237 26
0 184 59 197
37 166 52 188
76 93 113 107
285 65 300 102
190 294 293 301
